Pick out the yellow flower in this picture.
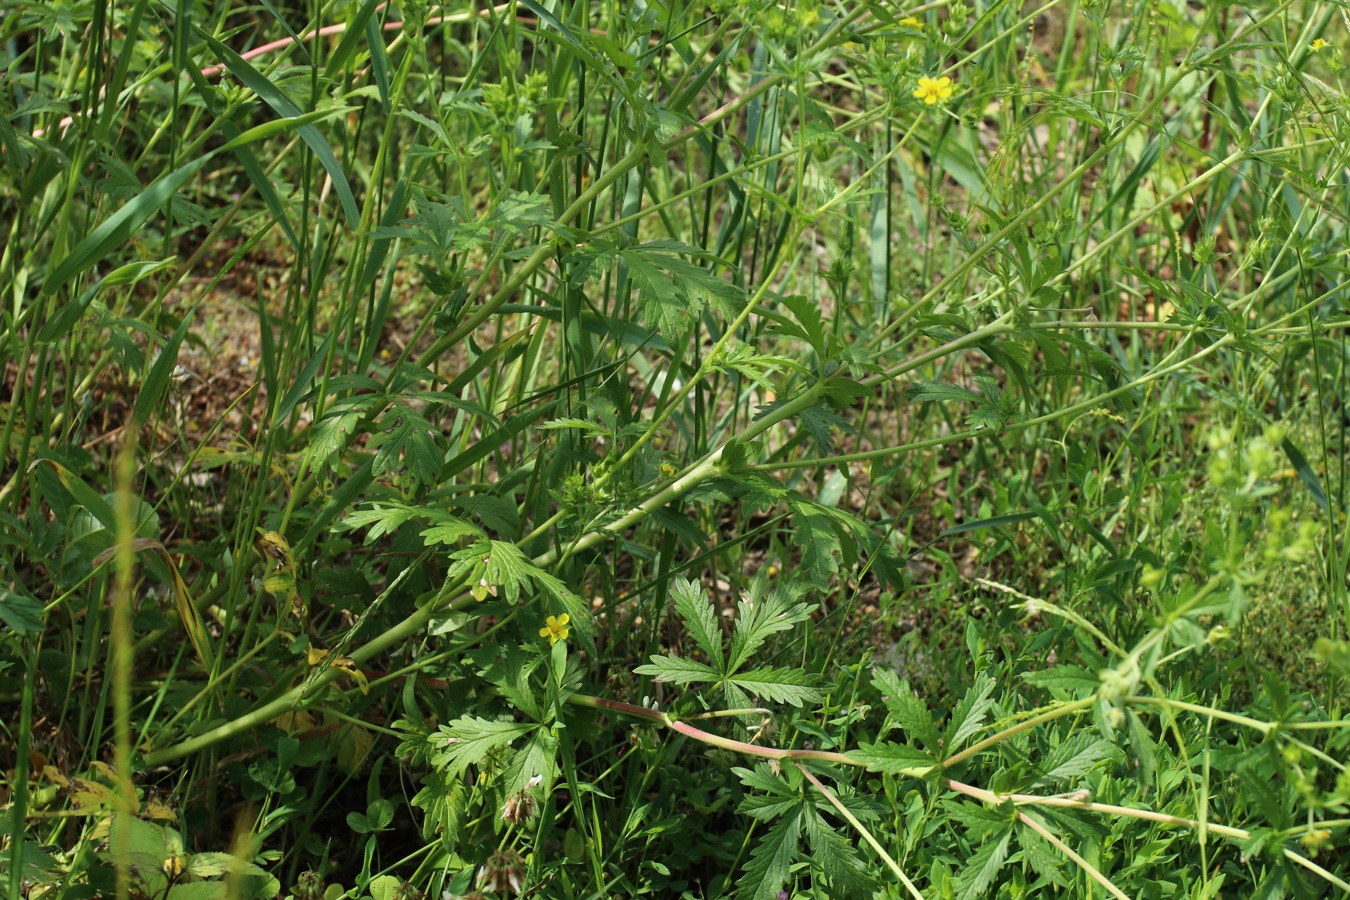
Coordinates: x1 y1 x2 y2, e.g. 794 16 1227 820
899 16 921 27
1311 38 1329 51
913 76 954 105
660 462 676 478
540 613 570 645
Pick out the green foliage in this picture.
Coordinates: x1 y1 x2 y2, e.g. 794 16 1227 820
4 0 1350 898
637 575 825 708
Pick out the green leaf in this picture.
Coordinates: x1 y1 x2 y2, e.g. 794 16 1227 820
1017 826 1070 887
322 0 383 80
939 511 1037 537
729 666 825 706
798 403 856 454
672 577 724 670
739 793 802 822
306 398 374 476
727 575 813 673
133 311 193 430
339 504 424 543
906 381 981 403
1280 435 1328 512
167 884 228 900
427 717 535 778
735 807 802 900
788 500 841 588
804 808 875 898
945 673 997 752
617 241 744 341
872 669 940 751
0 588 46 634
953 828 1012 900
1032 734 1114 788
184 852 238 877
947 799 1016 842
419 509 484 547
199 32 359 228
633 655 722 686
1021 665 1099 697
504 729 560 795
38 258 175 342
42 154 214 295
852 741 938 776
367 405 443 491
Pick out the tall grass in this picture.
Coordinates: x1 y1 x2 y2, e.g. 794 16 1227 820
3 1 1350 898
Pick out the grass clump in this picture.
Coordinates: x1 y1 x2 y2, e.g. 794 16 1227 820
3 0 1350 898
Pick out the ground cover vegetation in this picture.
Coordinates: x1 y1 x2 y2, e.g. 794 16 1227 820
3 0 1350 897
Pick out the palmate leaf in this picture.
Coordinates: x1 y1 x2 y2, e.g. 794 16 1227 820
799 403 856 454
339 504 424 543
788 500 841 588
739 793 802 822
367 404 443 491
729 666 826 706
427 716 535 778
736 808 802 900
872 668 941 751
617 241 745 342
307 398 375 476
672 577 724 670
633 654 721 686
339 504 483 546
1022 665 1099 697
727 576 813 673
737 765 801 821
735 763 798 798
804 808 875 899
504 729 559 795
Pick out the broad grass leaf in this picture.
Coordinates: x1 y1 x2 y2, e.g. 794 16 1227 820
199 32 360 228
38 258 174 343
42 154 214 296
133 310 193 431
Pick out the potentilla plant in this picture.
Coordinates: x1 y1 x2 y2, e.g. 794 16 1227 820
5 0 1350 898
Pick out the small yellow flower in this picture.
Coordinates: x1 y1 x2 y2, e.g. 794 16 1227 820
540 613 570 645
913 76 954 105
660 462 676 478
1311 38 1329 51
899 16 921 27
